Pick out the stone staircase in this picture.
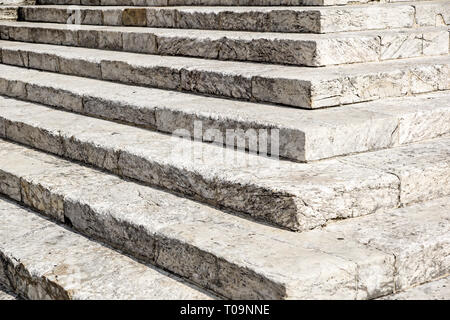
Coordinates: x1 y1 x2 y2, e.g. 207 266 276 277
0 0 448 300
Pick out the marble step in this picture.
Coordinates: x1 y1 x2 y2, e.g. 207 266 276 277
381 276 450 300
0 40 448 108
0 7 18 21
33 0 439 8
0 139 449 299
0 197 215 300
2 21 449 66
0 283 18 300
19 2 448 34
1 95 449 230
0 64 449 162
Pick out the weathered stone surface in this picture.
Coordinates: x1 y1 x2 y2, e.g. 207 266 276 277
0 96 448 231
381 276 450 300
0 139 448 299
34 0 432 4
0 64 449 162
0 284 17 300
2 21 447 67
341 139 450 205
0 96 402 231
325 199 450 291
0 7 18 22
0 39 448 108
414 1 450 27
19 4 418 33
0 197 214 300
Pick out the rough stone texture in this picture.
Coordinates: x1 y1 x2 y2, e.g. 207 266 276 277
340 139 450 205
0 96 449 232
0 7 18 21
0 283 17 300
0 64 449 162
381 276 450 300
30 0 435 6
414 1 450 27
1 22 447 66
1 0 34 3
19 4 418 33
0 95 403 231
0 39 448 108
0 0 447 301
325 201 450 292
0 139 448 300
0 197 214 300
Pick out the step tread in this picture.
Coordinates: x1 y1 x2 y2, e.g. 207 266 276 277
3 20 449 66
0 95 449 231
32 0 441 8
381 276 450 300
0 138 448 299
0 196 214 300
0 284 17 300
21 2 435 10
9 18 448 41
20 1 449 33
0 63 449 162
0 38 448 108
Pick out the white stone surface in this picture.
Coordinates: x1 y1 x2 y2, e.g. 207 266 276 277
0 139 448 299
0 284 17 300
0 197 214 300
19 3 418 33
0 96 449 231
0 95 399 231
382 276 450 300
0 64 449 162
325 200 450 291
0 7 18 21
0 20 447 66
0 38 448 108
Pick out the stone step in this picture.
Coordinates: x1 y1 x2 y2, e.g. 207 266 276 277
0 197 215 300
0 139 449 299
19 2 442 34
33 0 438 8
0 40 448 108
2 21 449 66
380 276 450 300
0 283 18 300
0 64 449 162
1 95 449 230
0 6 18 21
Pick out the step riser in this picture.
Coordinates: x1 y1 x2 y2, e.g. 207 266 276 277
0 40 448 108
0 8 18 21
0 197 214 300
0 114 321 231
2 23 449 67
1 97 450 231
1 140 449 299
22 2 450 33
0 68 450 163
33 0 439 7
0 252 70 299
18 5 420 34
0 142 291 300
0 190 284 299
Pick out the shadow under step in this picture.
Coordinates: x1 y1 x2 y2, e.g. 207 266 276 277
0 39 448 108
19 2 448 33
0 64 449 162
0 139 448 299
2 20 449 66
0 95 449 231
